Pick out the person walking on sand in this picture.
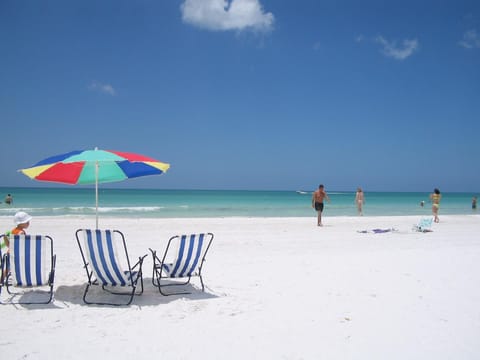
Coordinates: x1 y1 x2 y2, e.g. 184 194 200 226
430 188 441 223
355 187 365 216
312 184 330 226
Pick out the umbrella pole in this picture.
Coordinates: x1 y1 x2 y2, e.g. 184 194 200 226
95 160 99 229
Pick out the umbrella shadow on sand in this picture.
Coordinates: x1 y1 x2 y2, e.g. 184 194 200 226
53 277 218 307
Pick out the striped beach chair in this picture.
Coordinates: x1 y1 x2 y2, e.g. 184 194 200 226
149 233 214 296
75 229 147 306
1 234 56 304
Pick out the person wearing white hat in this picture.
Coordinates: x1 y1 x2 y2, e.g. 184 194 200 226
0 211 32 278
11 211 32 236
1 211 32 259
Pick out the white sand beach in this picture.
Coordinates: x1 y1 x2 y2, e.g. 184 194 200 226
1 215 480 359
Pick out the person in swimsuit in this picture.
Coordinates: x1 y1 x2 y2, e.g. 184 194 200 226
430 188 441 223
472 196 477 210
312 184 330 226
355 187 365 216
4 194 13 205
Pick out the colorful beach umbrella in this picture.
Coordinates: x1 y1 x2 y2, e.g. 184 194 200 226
20 148 170 228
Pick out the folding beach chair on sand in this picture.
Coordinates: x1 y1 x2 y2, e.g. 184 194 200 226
76 229 147 306
149 233 214 296
1 234 56 305
413 217 433 232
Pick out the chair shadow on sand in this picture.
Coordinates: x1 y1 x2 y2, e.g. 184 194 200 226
53 277 218 307
1 290 64 309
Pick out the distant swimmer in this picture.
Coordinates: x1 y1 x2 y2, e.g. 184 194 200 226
4 194 13 205
420 200 425 207
473 196 477 210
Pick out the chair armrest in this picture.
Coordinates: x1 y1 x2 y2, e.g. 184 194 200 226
148 248 162 264
131 254 148 271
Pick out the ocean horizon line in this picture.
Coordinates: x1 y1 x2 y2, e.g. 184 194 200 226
1 186 477 194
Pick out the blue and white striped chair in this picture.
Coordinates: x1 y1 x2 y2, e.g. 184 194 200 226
149 233 214 296
1 234 56 304
75 229 147 306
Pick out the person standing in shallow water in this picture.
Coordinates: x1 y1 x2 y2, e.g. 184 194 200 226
355 187 365 216
430 188 441 223
312 184 330 226
4 194 13 205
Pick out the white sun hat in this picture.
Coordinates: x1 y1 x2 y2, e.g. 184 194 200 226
14 211 32 225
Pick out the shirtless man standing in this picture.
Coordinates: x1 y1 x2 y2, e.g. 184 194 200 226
312 184 330 226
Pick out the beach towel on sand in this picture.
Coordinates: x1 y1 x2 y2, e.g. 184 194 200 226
357 228 397 234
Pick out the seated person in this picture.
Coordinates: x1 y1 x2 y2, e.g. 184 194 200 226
2 211 32 251
1 212 32 279
11 211 32 236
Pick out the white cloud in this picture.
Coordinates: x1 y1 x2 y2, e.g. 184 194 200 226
88 81 116 96
375 36 419 60
355 34 365 43
180 0 274 32
459 29 480 49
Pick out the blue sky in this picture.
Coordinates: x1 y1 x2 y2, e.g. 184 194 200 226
1 0 479 192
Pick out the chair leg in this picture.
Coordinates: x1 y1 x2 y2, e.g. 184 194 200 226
83 271 144 306
82 284 92 304
137 271 144 295
2 285 54 305
152 266 157 287
157 277 194 296
83 284 136 306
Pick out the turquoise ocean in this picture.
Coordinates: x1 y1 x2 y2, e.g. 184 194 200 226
0 187 478 218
